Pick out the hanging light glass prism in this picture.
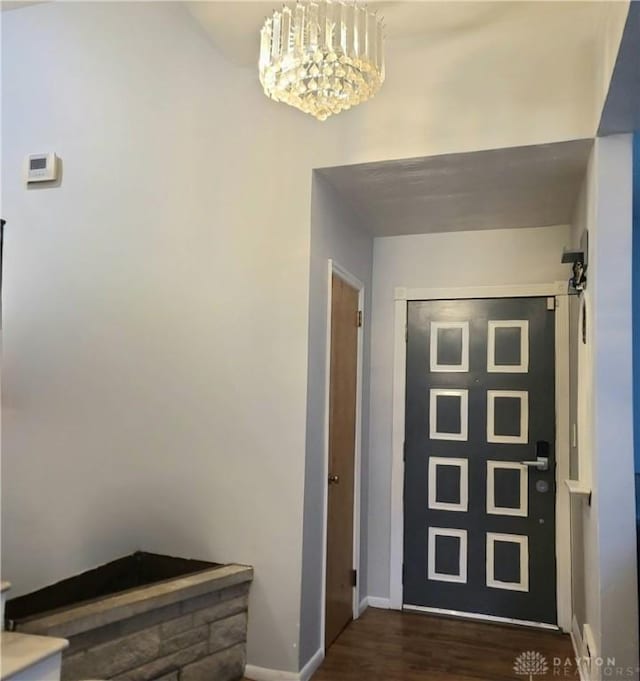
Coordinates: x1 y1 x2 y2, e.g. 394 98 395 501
259 1 385 121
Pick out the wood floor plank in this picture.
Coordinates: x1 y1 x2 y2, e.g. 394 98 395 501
310 608 576 681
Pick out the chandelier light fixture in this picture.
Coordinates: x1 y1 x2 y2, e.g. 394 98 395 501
259 1 385 121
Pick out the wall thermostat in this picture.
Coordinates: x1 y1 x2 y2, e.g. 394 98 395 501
25 153 58 183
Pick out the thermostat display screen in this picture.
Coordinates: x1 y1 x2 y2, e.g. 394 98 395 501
30 158 47 170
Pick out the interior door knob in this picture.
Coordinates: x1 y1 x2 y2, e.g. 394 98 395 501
328 474 340 484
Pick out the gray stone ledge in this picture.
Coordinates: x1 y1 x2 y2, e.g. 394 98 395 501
18 564 253 640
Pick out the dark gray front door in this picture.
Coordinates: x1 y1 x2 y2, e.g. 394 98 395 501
403 297 557 625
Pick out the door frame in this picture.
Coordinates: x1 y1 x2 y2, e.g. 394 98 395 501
389 282 572 632
321 259 365 651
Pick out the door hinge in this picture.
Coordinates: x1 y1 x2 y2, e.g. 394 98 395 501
547 296 558 311
403 441 407 462
357 310 363 327
351 569 357 587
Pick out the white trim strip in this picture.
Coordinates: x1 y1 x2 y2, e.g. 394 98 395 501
245 648 324 681
428 527 468 583
430 321 469 372
367 596 392 609
555 294 572 632
429 389 468 441
395 282 566 302
487 319 529 373
487 390 529 444
428 457 468 512
486 460 528 517
389 298 407 610
486 532 529 592
402 604 558 631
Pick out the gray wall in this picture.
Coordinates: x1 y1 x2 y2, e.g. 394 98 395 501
574 135 638 671
300 173 373 666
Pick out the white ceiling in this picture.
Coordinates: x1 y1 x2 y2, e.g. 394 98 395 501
317 139 593 237
186 1 607 68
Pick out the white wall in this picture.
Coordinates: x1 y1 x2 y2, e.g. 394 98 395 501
571 135 638 674
300 174 373 665
1 3 319 672
0 1 630 674
367 225 571 598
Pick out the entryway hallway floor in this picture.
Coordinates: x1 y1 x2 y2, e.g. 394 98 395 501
310 608 576 681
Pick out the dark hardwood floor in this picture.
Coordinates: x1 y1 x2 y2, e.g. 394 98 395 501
309 608 576 681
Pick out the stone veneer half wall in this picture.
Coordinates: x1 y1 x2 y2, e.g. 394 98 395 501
15 564 253 681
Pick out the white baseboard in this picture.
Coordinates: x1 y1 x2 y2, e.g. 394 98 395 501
582 623 601 681
244 665 299 681
570 616 587 681
299 648 324 681
358 596 368 616
245 648 324 681
367 596 391 609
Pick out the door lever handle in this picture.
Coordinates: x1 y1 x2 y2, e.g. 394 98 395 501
520 456 549 471
328 474 340 484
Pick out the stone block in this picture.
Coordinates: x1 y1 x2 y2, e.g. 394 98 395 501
180 590 220 616
160 612 193 638
63 626 161 679
160 624 208 656
111 642 209 681
61 651 88 681
66 603 181 655
209 612 247 653
218 583 250 603
192 595 248 627
180 643 245 681
151 673 178 681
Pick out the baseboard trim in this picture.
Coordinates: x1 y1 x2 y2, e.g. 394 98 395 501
245 648 324 681
300 648 324 681
570 616 587 681
582 623 601 681
244 665 299 681
367 596 391 609
358 596 368 616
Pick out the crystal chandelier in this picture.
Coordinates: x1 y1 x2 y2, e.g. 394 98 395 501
259 1 385 121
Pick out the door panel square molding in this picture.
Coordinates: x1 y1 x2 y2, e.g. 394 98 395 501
487 461 528 517
428 527 467 583
430 389 469 441
486 532 529 592
487 320 529 373
487 390 528 444
430 322 469 372
428 457 468 512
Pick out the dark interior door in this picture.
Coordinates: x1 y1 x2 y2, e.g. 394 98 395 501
403 297 557 625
